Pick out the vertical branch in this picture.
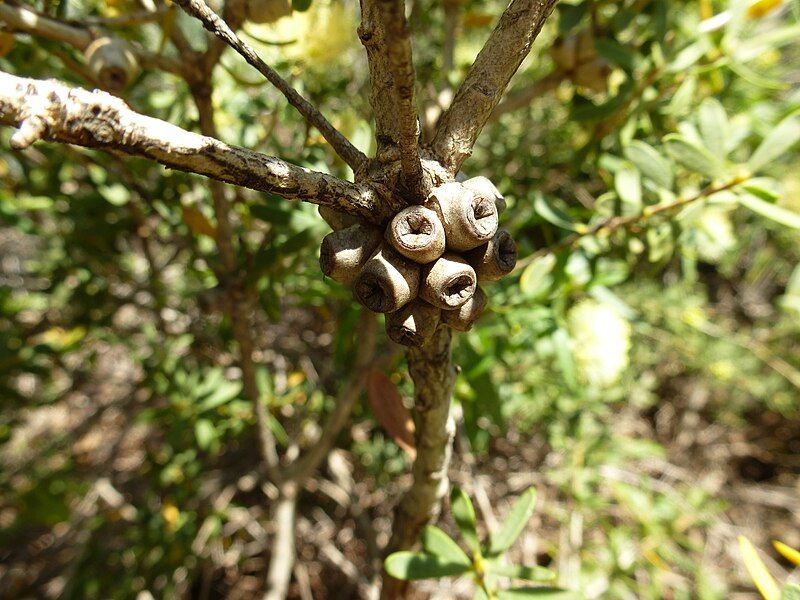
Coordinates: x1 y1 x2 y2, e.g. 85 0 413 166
376 0 426 200
429 0 558 174
264 487 298 600
381 325 458 599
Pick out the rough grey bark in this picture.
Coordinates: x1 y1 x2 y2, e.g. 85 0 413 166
430 0 559 174
381 325 458 599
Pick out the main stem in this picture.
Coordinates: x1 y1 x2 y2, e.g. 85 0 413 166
381 325 458 599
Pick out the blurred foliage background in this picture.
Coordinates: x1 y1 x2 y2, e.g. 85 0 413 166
1 0 799 598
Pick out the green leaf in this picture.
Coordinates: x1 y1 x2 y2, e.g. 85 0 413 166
552 328 578 391
422 526 471 566
615 167 642 214
663 134 726 179
383 551 471 581
697 98 729 159
450 487 480 555
497 587 579 599
194 418 216 451
488 488 537 556
594 38 636 71
749 112 800 172
534 194 581 232
197 380 242 412
623 141 674 189
488 563 555 583
782 584 800 600
520 254 557 300
738 193 800 229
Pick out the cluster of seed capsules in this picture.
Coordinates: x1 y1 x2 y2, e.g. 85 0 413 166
318 176 518 347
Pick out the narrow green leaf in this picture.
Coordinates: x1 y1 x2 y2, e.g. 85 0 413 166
698 98 729 159
663 134 726 179
552 328 578 391
738 193 800 229
749 112 800 172
194 419 216 451
520 254 557 300
384 551 471 581
450 487 480 555
594 38 636 71
623 141 674 189
497 587 579 599
488 488 537 556
488 563 556 583
615 167 642 214
422 526 471 566
534 194 581 232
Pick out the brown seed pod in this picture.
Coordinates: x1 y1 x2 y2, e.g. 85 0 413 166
465 229 517 282
319 223 382 285
428 182 498 251
84 37 139 92
462 176 506 215
385 300 440 348
386 205 446 265
318 205 361 231
419 252 477 309
353 244 420 313
442 287 488 332
246 0 292 23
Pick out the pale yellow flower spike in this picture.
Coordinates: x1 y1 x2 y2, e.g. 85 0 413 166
773 540 800 567
739 536 780 600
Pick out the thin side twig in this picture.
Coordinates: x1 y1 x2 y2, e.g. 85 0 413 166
0 71 395 222
430 0 558 174
172 0 367 171
514 175 750 271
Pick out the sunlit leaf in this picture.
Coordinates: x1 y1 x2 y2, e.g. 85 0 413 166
738 193 800 229
384 551 471 581
739 536 780 600
451 487 481 555
698 98 729 159
663 134 726 179
488 488 538 556
773 541 800 567
624 141 674 189
749 112 800 172
422 526 471 566
520 254 557 300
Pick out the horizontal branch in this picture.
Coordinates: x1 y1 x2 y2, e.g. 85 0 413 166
430 0 558 174
0 71 397 223
0 3 183 76
173 0 367 171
